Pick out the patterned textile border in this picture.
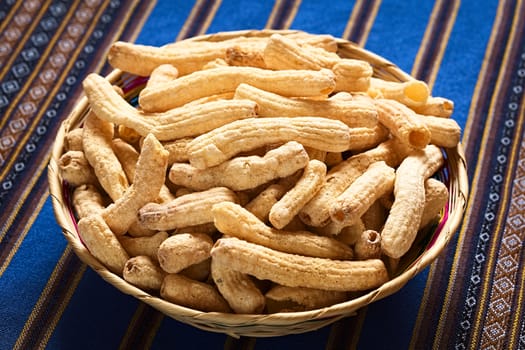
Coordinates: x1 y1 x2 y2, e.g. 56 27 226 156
411 0 525 349
0 0 155 348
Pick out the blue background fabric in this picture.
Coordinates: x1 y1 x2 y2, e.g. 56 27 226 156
1 0 524 349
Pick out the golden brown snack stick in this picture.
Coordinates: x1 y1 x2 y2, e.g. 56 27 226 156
58 150 99 187
112 138 175 204
233 83 378 128
332 59 374 92
223 33 338 68
64 128 84 151
111 35 334 76
419 178 449 229
225 45 267 68
82 111 129 201
117 124 142 146
411 96 454 118
361 199 388 232
118 231 169 261
110 138 164 237
211 237 388 292
123 255 166 290
77 214 129 274
263 33 337 70
265 285 347 313
212 202 354 260
157 233 213 274
187 117 351 169
108 41 227 77
82 73 258 141
369 77 429 107
325 152 344 167
102 134 169 235
72 184 106 219
354 230 382 260
138 187 238 231
329 161 395 226
269 159 326 229
179 258 211 282
373 98 431 149
333 221 366 245
169 141 309 191
111 138 139 182
160 274 231 312
211 259 266 314
414 114 461 148
244 184 287 222
346 125 390 151
299 138 410 227
381 145 444 258
162 138 191 165
138 66 336 112
144 64 179 90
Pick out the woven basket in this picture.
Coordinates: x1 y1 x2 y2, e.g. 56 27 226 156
47 29 469 338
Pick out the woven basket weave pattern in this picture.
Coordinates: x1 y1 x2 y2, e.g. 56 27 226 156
47 30 468 338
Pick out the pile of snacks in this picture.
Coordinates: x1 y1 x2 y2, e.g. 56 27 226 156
57 31 461 314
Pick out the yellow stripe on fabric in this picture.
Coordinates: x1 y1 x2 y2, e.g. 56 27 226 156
175 0 204 41
411 0 460 90
342 0 363 41
264 0 302 30
279 0 301 30
355 0 381 47
118 303 164 350
175 0 222 41
0 0 53 80
428 1 506 346
12 247 87 350
0 183 48 276
408 255 439 350
461 3 507 147
199 0 222 35
265 0 284 29
407 1 459 346
470 0 524 344
342 0 382 46
0 155 51 257
0 0 107 180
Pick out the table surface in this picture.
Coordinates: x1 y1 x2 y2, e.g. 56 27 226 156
1 0 524 349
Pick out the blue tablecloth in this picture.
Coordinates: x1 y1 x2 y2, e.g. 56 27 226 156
1 1 524 349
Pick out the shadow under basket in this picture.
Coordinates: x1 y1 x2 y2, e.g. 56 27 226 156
47 29 469 338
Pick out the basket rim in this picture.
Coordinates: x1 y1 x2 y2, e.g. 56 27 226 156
47 29 469 337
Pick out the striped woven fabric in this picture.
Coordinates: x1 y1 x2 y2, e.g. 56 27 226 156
1 1 524 349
